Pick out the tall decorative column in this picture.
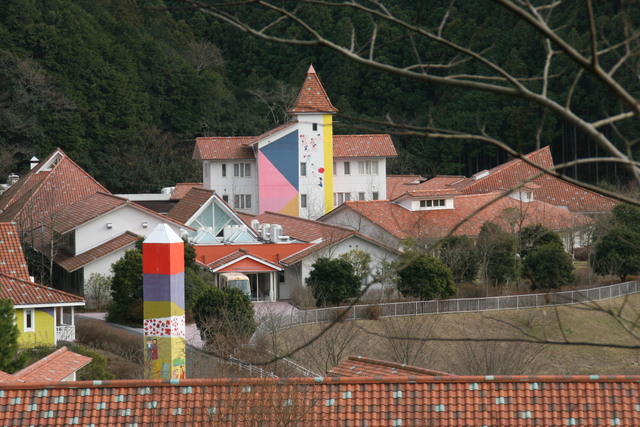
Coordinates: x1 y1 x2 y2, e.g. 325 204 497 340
143 223 186 379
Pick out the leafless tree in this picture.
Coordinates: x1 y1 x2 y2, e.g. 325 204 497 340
377 315 438 366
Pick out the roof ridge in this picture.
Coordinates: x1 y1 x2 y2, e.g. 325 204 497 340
12 347 70 379
6 374 640 390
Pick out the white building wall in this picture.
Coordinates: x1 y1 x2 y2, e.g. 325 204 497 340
81 244 135 282
333 158 387 206
296 113 328 219
73 205 183 254
279 235 399 300
321 208 401 248
202 159 258 215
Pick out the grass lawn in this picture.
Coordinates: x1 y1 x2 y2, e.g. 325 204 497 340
272 293 640 376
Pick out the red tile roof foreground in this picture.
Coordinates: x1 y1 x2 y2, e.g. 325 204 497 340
4 347 92 384
1 375 639 426
340 193 592 240
327 356 454 378
0 273 84 306
0 222 30 281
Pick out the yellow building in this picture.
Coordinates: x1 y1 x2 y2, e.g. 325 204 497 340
0 222 85 347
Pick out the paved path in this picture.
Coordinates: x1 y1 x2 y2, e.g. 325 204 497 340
77 301 300 350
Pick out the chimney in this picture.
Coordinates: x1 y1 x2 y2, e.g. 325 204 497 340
30 156 39 170
8 173 19 185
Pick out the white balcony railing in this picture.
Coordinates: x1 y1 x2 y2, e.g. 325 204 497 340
56 325 75 343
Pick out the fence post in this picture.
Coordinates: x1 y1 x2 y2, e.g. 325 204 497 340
415 301 418 316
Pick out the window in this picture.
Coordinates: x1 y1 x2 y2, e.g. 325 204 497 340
312 123 318 131
358 160 379 175
333 192 351 206
344 162 350 175
358 192 365 201
300 162 307 177
300 194 308 208
234 163 251 177
222 195 229 203
420 199 446 208
204 161 209 178
221 164 226 178
333 162 336 175
24 309 34 332
234 194 252 209
372 192 379 200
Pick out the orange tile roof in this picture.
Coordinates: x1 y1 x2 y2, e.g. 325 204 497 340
193 136 255 160
52 192 127 234
436 147 616 213
7 347 92 383
333 134 397 158
167 187 215 224
338 193 592 240
0 149 110 227
327 356 454 377
0 273 84 306
288 64 338 114
1 375 639 425
55 231 140 272
0 222 30 281
170 183 202 200
195 243 312 267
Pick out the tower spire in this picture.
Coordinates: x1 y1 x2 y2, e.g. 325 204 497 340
288 64 338 114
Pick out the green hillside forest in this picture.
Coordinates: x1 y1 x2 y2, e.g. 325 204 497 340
1 0 638 193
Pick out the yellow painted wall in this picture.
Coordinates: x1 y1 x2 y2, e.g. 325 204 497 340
16 308 55 347
323 114 334 213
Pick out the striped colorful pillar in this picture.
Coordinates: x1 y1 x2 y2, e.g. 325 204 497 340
142 223 186 380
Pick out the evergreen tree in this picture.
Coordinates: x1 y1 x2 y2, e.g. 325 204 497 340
306 258 361 306
396 251 456 300
0 299 27 373
592 204 640 281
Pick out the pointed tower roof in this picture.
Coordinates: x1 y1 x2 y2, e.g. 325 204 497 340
288 65 338 114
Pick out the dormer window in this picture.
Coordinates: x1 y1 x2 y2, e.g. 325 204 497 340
420 199 446 209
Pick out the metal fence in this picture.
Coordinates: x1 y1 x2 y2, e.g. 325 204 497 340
251 280 640 344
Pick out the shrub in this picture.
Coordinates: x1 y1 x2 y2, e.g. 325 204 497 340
193 287 256 347
523 243 575 290
306 258 360 306
396 252 456 300
84 273 112 311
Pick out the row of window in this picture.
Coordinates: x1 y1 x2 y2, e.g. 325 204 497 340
419 199 446 208
298 192 379 208
300 160 380 177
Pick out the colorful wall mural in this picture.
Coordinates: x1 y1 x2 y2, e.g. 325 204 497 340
258 130 299 216
143 224 186 380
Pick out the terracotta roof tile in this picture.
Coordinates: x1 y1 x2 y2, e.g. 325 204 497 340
0 273 84 306
0 222 30 281
288 64 338 114
254 211 399 264
327 356 454 377
193 136 255 160
1 375 639 425
441 147 616 213
334 134 397 158
0 149 110 227
8 347 92 383
52 192 127 234
170 183 202 200
167 187 215 224
339 193 592 240
55 231 140 272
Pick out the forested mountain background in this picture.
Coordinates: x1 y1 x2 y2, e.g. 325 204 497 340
0 0 637 193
